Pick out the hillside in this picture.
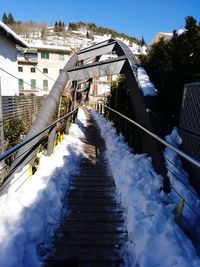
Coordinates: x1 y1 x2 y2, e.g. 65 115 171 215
6 20 145 54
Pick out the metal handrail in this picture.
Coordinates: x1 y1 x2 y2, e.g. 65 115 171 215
0 105 79 162
104 105 200 169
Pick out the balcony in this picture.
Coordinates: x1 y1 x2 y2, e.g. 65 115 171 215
17 53 38 64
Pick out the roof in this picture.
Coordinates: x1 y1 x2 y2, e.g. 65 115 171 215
150 32 173 46
0 21 28 48
28 43 71 52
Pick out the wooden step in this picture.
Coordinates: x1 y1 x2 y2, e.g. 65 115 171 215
67 204 122 213
65 211 124 222
49 245 124 262
70 181 115 186
68 197 119 205
68 191 114 198
61 221 127 233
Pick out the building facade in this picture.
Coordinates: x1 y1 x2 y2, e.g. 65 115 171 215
0 21 27 155
17 44 71 95
0 21 27 96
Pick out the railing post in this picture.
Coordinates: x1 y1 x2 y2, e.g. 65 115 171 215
65 117 71 135
47 126 56 156
102 101 105 116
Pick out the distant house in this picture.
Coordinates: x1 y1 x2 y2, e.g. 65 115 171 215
150 32 173 46
0 21 27 96
17 44 71 96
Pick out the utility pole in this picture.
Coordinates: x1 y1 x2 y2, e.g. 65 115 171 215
0 77 4 155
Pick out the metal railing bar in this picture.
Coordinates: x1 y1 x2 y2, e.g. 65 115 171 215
170 184 200 219
0 139 49 192
14 149 47 193
105 105 200 169
166 166 199 198
0 106 79 162
0 136 46 188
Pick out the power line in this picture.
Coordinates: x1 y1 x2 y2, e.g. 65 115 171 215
17 48 57 82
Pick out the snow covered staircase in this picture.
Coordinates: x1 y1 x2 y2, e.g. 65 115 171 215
46 108 128 267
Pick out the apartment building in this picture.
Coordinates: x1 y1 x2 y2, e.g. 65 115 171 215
0 21 27 96
17 44 71 95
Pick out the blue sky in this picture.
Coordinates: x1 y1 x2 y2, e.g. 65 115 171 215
1 0 200 43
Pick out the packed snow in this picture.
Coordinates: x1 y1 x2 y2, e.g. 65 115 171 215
92 110 200 267
0 108 87 267
137 67 158 96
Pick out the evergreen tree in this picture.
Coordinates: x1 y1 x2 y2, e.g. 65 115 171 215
86 31 90 38
141 36 146 46
2 12 8 24
7 12 14 24
54 21 58 32
139 16 200 126
58 20 62 32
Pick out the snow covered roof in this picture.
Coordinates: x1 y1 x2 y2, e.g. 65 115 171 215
29 43 71 52
0 21 28 48
150 32 173 45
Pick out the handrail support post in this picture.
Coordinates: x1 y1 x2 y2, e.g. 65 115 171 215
47 126 56 156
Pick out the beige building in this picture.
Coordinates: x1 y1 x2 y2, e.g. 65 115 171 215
150 32 173 46
17 44 71 95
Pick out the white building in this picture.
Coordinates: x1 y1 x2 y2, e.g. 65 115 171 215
0 21 27 96
17 44 72 95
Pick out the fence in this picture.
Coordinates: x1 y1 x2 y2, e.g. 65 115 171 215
1 95 45 123
179 82 200 194
0 95 46 155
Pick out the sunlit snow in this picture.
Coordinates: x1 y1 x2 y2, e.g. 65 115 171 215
0 108 87 267
92 110 200 267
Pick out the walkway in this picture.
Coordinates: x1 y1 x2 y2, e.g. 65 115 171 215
46 108 128 267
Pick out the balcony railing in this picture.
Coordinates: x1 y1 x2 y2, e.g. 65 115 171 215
17 54 38 63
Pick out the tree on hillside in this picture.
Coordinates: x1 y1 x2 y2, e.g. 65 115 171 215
7 12 14 25
139 16 200 126
2 12 8 24
54 21 58 32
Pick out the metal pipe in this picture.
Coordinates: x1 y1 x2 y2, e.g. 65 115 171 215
105 106 200 169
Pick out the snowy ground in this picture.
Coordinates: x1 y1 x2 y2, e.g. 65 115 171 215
0 108 87 267
92 110 200 267
0 107 200 267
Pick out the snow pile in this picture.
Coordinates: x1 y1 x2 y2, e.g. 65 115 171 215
137 67 157 96
165 128 200 240
177 29 186 35
92 111 200 267
0 108 87 267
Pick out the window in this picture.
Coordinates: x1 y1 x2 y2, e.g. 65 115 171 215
59 53 64 60
19 79 24 89
43 80 48 91
43 68 48 74
41 52 49 59
18 67 23 72
31 67 36 73
31 79 36 90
